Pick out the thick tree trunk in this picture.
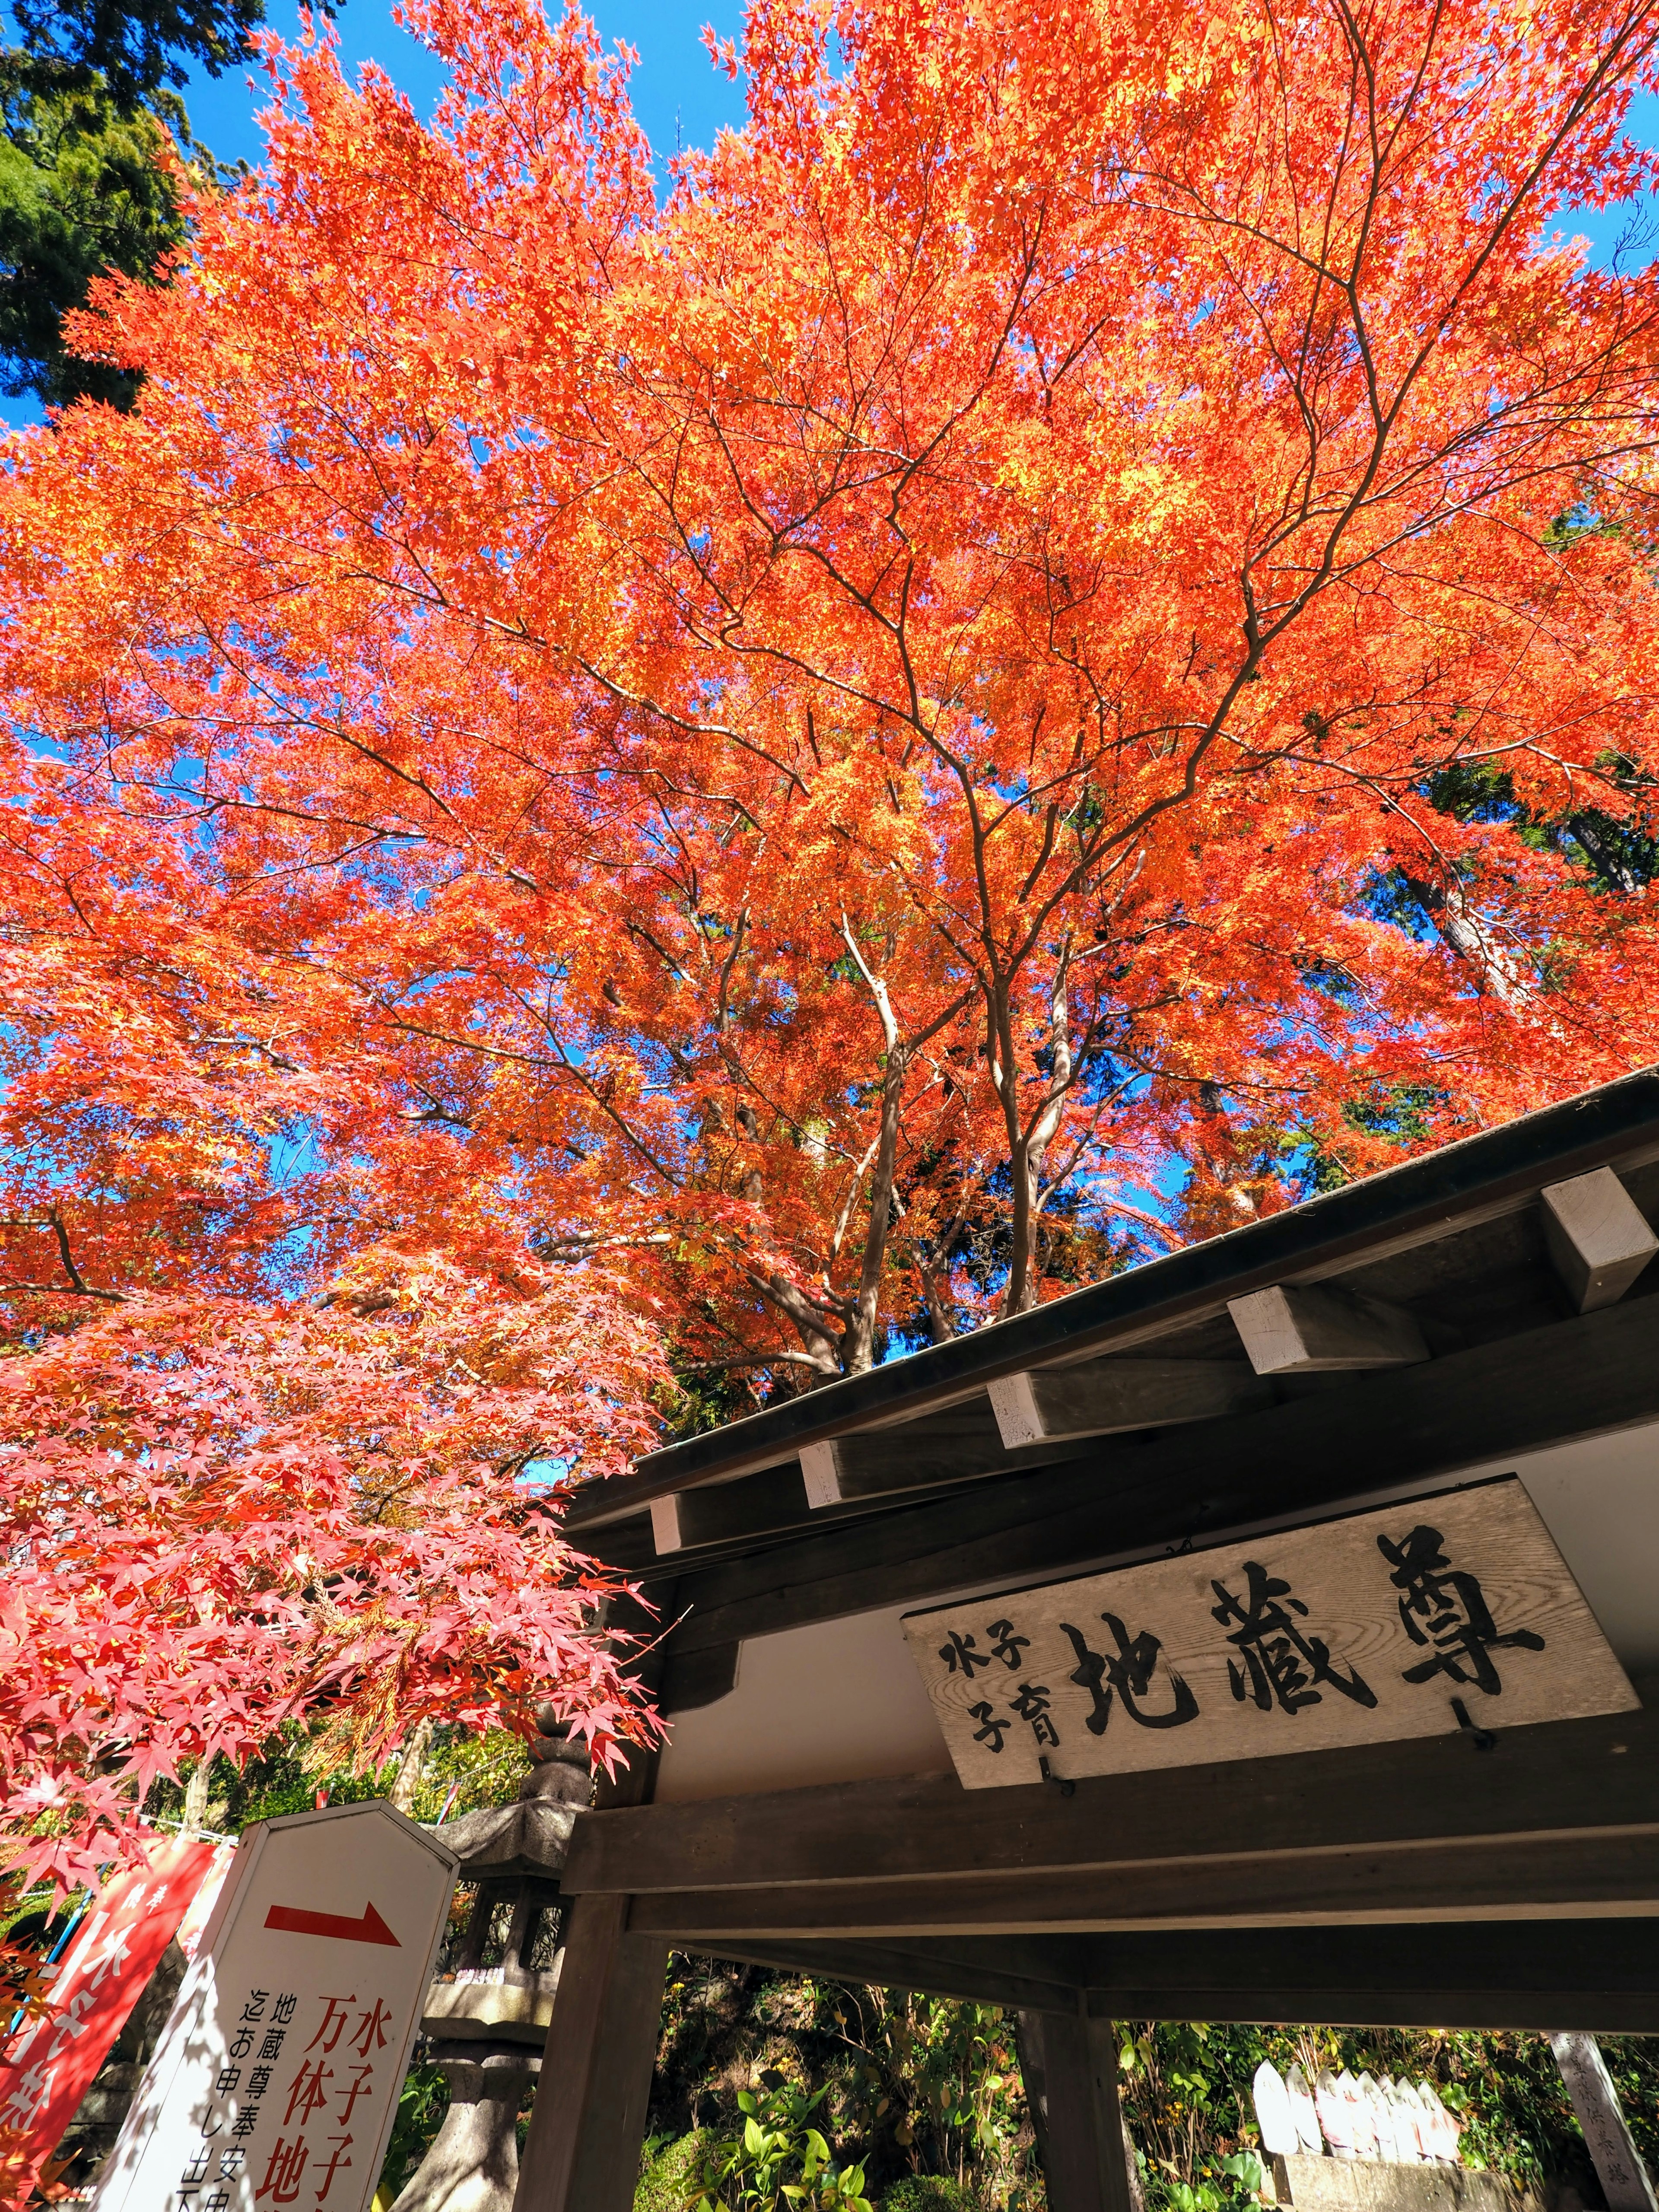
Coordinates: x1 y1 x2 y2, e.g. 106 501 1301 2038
999 952 1073 1317
1402 872 1533 1012
842 1042 908 1373
758 1272 843 1376
390 1717 436 1815
1566 814 1645 898
179 1759 213 1838
836 916 911 1374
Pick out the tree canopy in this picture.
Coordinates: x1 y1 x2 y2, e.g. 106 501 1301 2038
0 0 259 405
0 62 207 407
9 0 262 106
4 0 1659 1877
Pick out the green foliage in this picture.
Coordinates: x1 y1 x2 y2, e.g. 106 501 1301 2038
1295 1079 1450 1193
0 0 276 409
1116 2021 1659 2211
402 1724 532 1822
0 1882 73 1944
648 1961 1037 2209
9 0 264 107
1417 756 1659 901
879 2182 975 2210
144 1734 381 1835
1118 2023 1265 2212
0 59 213 407
688 2081 874 2212
645 1962 1659 2212
660 1358 771 1442
833 1991 1020 2177
145 1720 530 1835
637 2131 715 2212
374 2062 449 2202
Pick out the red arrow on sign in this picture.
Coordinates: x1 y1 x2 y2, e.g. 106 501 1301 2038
264 1901 400 1947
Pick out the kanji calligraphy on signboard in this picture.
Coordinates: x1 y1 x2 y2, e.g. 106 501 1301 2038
0 1832 218 2201
903 1478 1637 1789
88 1801 458 2212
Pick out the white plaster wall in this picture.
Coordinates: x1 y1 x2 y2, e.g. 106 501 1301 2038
652 1416 1659 1805
1480 1420 1659 1675
654 1603 951 1803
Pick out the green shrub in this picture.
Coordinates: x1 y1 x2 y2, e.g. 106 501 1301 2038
880 2182 976 2211
688 2084 874 2209
373 2062 448 2202
636 2131 712 2212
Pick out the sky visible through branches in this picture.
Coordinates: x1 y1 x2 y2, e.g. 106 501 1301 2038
0 0 750 429
1 0 1655 437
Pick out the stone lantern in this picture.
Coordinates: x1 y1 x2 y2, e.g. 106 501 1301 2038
392 1714 591 2212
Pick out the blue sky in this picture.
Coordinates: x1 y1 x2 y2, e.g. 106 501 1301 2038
181 0 749 177
176 6 1659 259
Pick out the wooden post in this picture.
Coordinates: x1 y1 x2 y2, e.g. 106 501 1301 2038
512 1894 667 2212
1021 2002 1140 2212
1549 2032 1659 2212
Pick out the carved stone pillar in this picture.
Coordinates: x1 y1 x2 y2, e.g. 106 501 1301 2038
391 2047 539 2212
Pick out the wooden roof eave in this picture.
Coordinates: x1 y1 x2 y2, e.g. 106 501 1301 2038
560 1066 1659 1564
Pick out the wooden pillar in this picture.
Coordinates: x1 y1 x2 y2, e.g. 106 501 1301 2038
513 1894 667 2212
1020 2003 1140 2212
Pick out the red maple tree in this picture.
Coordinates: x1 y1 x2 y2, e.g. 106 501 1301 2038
4 0 1659 1881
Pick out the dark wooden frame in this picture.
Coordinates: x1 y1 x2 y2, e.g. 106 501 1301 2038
515 1075 1659 2212
653 1287 1659 1700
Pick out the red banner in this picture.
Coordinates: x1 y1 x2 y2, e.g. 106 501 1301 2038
0 1832 218 2201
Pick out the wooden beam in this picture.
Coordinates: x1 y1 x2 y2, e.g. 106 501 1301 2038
585 1511 655 1572
1078 1921 1659 2032
514 1895 668 2212
641 1449 1076 1567
1228 1283 1430 1372
673 1934 1086 2014
649 1462 812 1555
563 1705 1659 1899
799 1439 843 1509
620 1825 1659 1940
657 1288 1659 1652
1541 1169 1659 1313
798 1401 1081 1509
647 1922 1659 2034
601 1068 1659 1517
804 1402 1007 1506
988 1361 1270 1448
639 1460 1011 1565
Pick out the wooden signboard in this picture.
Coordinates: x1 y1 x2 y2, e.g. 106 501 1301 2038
903 1478 1637 1789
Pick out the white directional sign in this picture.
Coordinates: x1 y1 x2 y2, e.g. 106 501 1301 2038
90 1801 458 2212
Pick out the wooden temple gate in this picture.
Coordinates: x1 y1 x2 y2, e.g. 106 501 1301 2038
510 1068 1659 2212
